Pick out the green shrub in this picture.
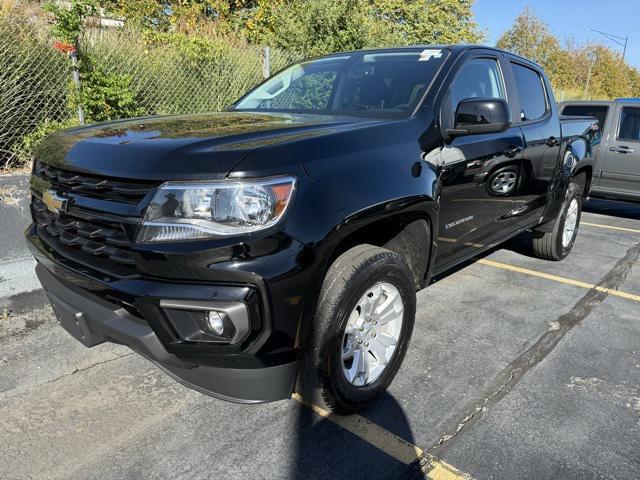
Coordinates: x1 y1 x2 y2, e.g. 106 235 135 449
81 28 271 115
43 0 98 44
71 61 146 122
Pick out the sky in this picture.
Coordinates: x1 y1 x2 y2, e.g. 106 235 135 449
473 0 640 68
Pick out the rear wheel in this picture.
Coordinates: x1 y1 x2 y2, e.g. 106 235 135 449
532 173 584 261
297 244 416 413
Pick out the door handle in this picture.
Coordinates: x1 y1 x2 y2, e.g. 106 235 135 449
546 136 559 147
504 146 523 158
609 146 635 154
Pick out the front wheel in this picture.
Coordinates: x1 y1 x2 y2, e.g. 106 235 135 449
297 244 416 414
487 164 520 196
532 175 584 261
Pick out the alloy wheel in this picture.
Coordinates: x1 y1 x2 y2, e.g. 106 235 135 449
341 282 404 387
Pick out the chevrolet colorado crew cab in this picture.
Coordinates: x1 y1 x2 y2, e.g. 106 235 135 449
27 45 598 413
560 98 640 202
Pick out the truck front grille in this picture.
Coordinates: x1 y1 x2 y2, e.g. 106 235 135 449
35 161 153 204
31 162 157 279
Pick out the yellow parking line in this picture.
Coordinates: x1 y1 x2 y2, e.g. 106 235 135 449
581 222 640 234
291 393 471 479
477 259 640 303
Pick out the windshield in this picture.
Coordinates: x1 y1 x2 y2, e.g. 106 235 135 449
233 49 448 118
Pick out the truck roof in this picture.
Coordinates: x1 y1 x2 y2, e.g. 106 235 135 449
560 98 640 106
322 44 543 70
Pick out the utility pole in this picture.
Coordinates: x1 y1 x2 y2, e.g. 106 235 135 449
583 49 597 100
584 59 594 99
590 29 629 61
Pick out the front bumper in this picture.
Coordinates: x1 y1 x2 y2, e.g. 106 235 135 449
36 263 298 403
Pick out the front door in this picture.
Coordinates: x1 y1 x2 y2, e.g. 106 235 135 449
435 54 525 267
600 104 640 196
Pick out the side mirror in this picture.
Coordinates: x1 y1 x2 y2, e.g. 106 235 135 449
448 98 510 137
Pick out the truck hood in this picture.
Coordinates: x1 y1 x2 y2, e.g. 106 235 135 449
35 111 376 181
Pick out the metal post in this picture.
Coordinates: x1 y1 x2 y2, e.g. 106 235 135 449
262 46 271 79
70 47 85 125
623 36 628 61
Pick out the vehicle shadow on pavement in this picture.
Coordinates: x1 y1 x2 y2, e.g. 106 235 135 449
583 198 640 220
501 230 536 257
291 393 423 479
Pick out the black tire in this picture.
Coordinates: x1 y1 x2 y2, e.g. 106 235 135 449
486 164 520 197
532 173 585 261
297 244 416 414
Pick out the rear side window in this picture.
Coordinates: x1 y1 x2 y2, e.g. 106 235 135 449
511 63 548 121
618 107 640 142
562 105 609 131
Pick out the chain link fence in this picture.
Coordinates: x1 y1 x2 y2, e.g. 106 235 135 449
0 19 71 169
0 18 301 170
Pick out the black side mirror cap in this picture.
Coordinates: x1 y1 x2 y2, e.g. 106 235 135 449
448 98 511 137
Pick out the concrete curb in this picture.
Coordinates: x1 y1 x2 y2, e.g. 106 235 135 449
0 173 40 301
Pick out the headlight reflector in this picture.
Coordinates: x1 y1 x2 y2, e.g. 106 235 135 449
137 176 296 242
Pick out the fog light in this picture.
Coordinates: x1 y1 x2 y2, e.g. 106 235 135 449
207 311 225 335
160 299 250 344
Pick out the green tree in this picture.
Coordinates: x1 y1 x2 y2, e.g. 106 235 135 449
252 0 395 56
585 45 635 99
370 0 484 44
101 1 259 32
497 7 640 99
496 7 568 84
245 0 483 57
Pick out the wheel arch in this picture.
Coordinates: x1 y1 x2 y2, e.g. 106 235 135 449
294 200 436 349
572 165 592 198
327 211 433 288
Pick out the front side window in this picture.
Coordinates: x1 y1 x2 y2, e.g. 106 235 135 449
618 107 640 142
448 58 506 114
234 49 449 118
511 63 548 121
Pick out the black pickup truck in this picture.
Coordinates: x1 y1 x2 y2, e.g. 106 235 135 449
27 45 598 413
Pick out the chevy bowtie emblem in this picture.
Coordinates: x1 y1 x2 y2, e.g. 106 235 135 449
43 189 70 214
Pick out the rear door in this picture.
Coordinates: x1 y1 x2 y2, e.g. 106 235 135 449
506 57 561 225
600 103 640 196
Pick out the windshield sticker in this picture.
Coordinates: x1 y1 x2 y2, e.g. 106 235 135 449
419 49 443 61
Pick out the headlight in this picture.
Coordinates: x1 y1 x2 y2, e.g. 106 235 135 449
137 176 296 242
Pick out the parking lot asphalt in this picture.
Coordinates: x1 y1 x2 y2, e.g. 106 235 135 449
0 198 639 480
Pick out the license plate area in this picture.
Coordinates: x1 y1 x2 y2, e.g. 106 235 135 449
48 292 105 347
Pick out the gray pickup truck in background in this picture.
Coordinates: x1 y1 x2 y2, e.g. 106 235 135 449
560 98 640 202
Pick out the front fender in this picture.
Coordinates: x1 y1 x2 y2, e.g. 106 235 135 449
280 136 440 346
